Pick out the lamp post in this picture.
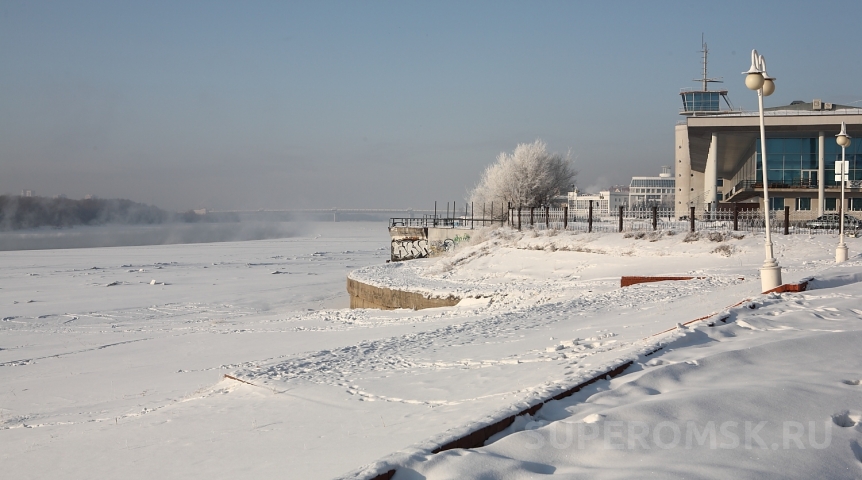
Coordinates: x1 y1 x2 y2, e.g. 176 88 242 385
743 49 782 292
836 122 851 262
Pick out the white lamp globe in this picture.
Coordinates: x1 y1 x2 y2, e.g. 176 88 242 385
837 135 851 147
761 79 775 96
745 72 765 91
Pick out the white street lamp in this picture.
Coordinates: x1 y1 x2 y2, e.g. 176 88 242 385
743 50 782 292
836 121 851 262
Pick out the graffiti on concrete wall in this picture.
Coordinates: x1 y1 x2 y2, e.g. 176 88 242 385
427 238 455 256
453 233 470 245
391 238 430 261
389 227 471 262
429 234 468 255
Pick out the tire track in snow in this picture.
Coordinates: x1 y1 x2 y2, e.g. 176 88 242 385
0 338 153 367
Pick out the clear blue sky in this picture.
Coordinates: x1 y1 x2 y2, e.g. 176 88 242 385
2 0 861 211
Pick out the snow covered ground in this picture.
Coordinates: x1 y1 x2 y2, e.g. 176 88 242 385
387 265 862 479
2 222 861 479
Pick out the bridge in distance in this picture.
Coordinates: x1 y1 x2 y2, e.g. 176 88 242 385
209 208 436 222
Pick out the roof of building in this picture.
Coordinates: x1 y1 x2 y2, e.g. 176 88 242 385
764 101 858 112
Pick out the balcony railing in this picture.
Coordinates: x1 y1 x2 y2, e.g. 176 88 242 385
725 179 823 201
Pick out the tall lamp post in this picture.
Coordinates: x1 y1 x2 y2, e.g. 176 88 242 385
743 49 782 292
836 122 851 262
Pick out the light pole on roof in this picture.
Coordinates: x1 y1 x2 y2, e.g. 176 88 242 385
836 122 851 263
743 49 782 292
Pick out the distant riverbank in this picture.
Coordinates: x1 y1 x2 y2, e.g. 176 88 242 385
0 222 302 250
0 195 239 231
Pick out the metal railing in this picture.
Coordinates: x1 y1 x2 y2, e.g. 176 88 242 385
506 205 861 235
725 179 862 201
391 204 862 235
697 107 862 117
389 215 504 229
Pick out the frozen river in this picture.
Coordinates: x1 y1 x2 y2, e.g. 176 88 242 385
3 222 860 479
1 221 395 479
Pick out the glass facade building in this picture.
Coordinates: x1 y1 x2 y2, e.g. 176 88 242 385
676 87 862 218
754 137 862 186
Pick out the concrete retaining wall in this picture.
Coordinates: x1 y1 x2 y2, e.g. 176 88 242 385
389 227 430 262
347 277 460 310
389 227 475 262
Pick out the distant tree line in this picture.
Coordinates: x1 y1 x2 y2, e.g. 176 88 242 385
0 195 238 231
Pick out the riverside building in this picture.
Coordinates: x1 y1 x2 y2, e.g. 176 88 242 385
629 167 675 208
674 42 862 219
567 188 628 217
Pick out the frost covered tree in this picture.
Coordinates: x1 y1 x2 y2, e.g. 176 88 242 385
468 140 576 211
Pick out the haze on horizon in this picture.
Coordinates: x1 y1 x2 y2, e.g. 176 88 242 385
2 0 861 212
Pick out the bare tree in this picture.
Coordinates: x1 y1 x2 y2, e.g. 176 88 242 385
469 140 576 211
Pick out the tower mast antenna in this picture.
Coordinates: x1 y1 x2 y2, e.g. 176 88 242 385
679 35 734 115
702 34 708 91
696 33 723 90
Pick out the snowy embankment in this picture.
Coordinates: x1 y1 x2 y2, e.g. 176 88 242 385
349 228 819 302
2 223 860 479
384 266 862 479
340 229 862 479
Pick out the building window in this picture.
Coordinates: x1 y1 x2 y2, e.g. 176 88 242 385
852 198 862 211
770 197 785 210
682 91 721 112
756 137 861 188
796 198 811 211
826 198 837 211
